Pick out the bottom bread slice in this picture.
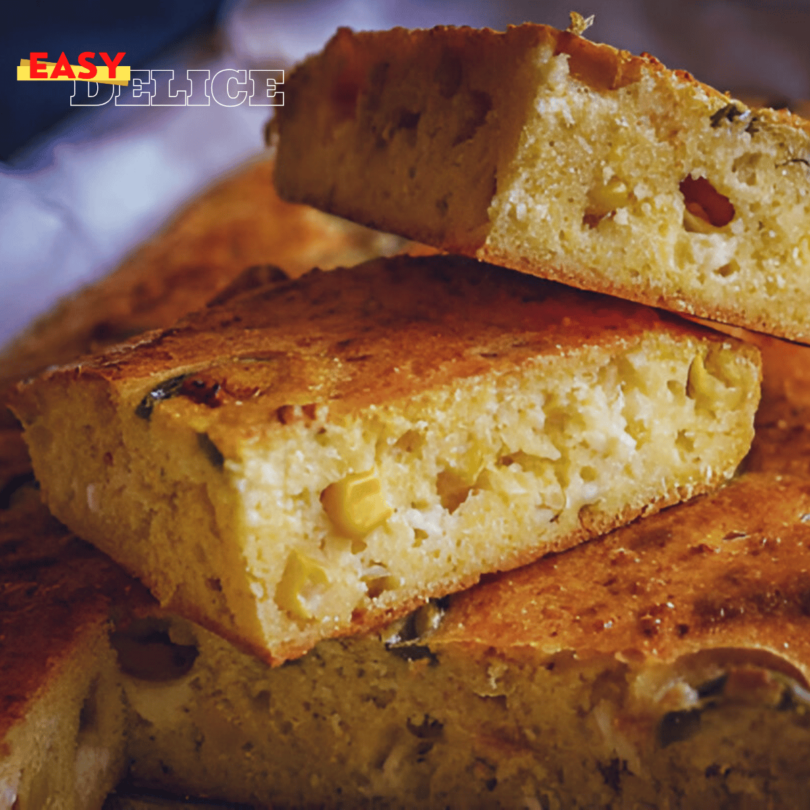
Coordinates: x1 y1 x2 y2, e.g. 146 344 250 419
0 485 130 810
5 451 810 808
9 255 761 664
117 472 810 810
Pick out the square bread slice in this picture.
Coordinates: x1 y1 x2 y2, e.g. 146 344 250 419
271 22 810 343
117 472 810 809
0 482 131 810
9 254 760 664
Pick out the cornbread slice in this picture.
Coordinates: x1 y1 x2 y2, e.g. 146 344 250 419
272 22 810 343
0 483 131 810
118 472 810 809
10 254 760 664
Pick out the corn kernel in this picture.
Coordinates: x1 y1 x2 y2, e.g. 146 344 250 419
321 470 392 540
275 550 329 620
686 353 746 412
687 353 717 408
588 177 630 215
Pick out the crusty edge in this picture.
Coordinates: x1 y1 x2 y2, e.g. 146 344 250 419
476 244 802 344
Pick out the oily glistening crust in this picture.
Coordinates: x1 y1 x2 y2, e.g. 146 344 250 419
436 471 810 685
9 254 754 445
272 23 810 343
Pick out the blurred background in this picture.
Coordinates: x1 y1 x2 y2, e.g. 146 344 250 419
3 0 810 350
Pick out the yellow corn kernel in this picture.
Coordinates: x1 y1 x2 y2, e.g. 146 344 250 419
687 352 746 413
321 470 392 540
687 353 717 408
275 550 329 621
588 177 630 215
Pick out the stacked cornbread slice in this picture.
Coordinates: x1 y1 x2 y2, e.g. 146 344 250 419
117 469 810 809
7 254 759 664
272 22 810 343
8 17 810 810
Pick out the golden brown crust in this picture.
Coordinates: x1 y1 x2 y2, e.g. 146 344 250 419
0 488 149 740
9 254 753 458
0 157 411 400
435 472 810 684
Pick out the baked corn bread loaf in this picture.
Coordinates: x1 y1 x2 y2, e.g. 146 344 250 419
0 156 411 423
117 471 810 809
0 481 131 810
10 255 760 664
272 22 810 343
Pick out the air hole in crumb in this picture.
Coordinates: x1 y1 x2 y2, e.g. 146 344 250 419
363 572 400 599
731 152 761 186
713 263 738 278
78 678 100 737
395 429 426 455
667 380 683 397
583 210 605 228
413 528 428 547
382 108 421 148
580 465 597 482
452 90 492 146
436 469 472 513
676 431 695 454
407 714 444 740
624 419 648 447
253 690 271 713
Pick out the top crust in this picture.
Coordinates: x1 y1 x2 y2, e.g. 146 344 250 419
9 254 746 459
0 488 142 740
435 471 810 686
